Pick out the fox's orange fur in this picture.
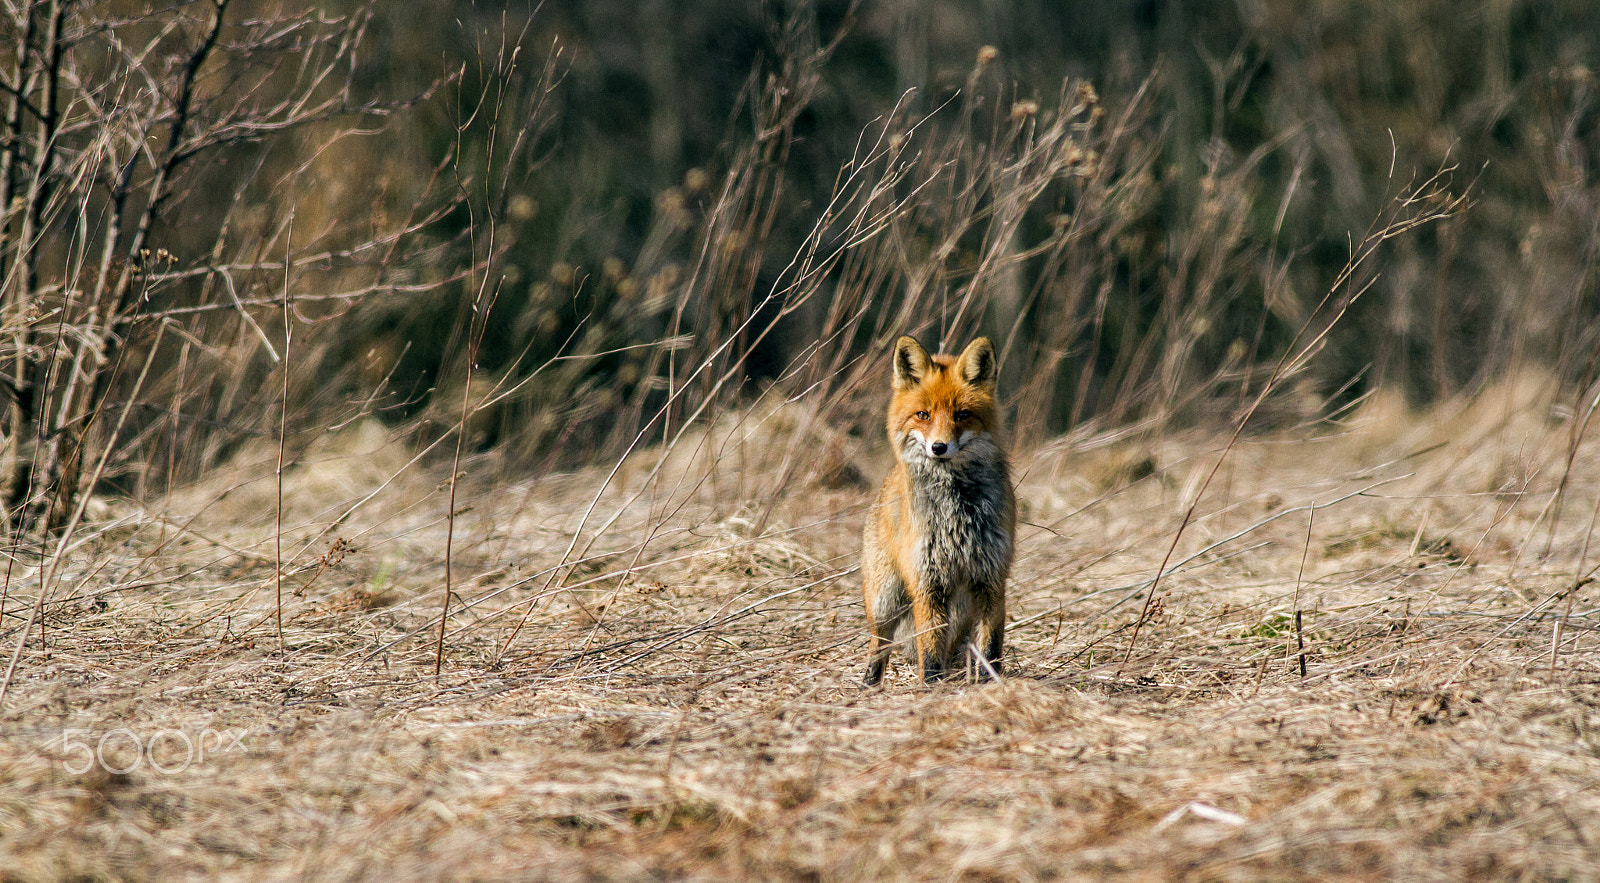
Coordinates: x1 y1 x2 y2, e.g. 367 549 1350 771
861 336 1016 685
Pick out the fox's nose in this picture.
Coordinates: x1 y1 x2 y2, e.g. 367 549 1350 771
930 441 948 457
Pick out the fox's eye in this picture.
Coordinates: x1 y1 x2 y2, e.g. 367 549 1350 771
914 410 930 421
954 409 973 421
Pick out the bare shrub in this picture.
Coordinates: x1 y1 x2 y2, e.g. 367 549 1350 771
0 0 457 537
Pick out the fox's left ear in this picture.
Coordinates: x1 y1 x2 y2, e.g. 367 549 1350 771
957 337 997 387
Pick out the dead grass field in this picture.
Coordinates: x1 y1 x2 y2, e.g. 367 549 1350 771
5 376 1600 880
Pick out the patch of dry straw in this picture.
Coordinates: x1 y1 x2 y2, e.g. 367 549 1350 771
4 381 1600 879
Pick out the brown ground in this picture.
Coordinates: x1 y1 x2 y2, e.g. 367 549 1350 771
4 377 1600 880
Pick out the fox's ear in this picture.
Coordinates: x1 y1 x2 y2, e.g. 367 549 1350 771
957 337 997 387
892 336 931 390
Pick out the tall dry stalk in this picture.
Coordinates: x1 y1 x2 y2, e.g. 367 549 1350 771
433 22 564 674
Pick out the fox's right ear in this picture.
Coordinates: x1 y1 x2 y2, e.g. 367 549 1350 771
892 336 931 390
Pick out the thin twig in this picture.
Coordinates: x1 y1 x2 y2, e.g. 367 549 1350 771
275 218 292 654
1294 504 1314 678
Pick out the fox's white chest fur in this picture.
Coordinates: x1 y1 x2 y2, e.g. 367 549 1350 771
904 438 1013 593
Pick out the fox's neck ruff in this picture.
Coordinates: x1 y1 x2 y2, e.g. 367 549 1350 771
904 446 1012 587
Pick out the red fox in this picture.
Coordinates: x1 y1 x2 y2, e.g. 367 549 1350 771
861 336 1016 685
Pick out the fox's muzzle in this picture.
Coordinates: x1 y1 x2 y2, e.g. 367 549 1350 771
909 429 959 460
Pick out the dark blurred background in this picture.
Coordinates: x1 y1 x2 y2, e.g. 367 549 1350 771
348 0 1596 446
4 0 1597 516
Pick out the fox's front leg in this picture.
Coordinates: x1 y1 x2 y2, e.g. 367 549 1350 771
863 571 907 687
863 630 894 687
910 581 951 683
972 591 1006 680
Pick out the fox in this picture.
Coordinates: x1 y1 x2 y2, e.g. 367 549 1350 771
861 335 1016 686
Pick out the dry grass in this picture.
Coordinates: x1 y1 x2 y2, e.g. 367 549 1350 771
4 377 1600 881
